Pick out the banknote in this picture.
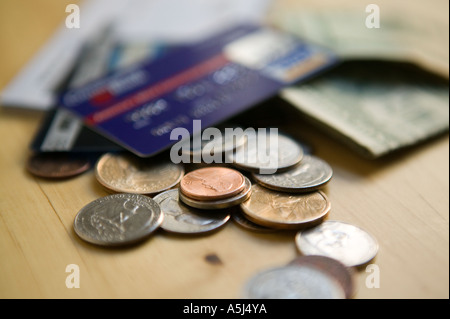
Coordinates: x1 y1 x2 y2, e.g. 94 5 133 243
268 0 449 78
280 61 449 158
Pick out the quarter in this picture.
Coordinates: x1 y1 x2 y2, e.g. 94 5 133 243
240 184 330 229
153 189 230 234
73 193 163 246
295 220 379 267
95 152 184 195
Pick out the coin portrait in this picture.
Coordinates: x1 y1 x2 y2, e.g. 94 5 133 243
74 193 163 246
295 220 379 267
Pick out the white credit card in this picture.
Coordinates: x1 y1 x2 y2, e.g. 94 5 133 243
0 0 271 111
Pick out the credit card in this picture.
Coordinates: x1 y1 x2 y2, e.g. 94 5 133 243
59 24 338 157
31 40 174 153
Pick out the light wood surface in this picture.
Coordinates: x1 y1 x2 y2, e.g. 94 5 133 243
0 0 448 299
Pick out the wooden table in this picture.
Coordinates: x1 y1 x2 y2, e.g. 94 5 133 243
0 0 448 299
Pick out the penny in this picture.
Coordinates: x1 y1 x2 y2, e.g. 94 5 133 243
295 220 379 267
73 193 163 246
231 209 277 233
179 167 245 201
153 189 230 234
242 265 345 299
252 155 333 193
227 131 303 174
179 176 252 210
95 152 184 195
288 255 355 299
26 152 91 179
240 184 330 230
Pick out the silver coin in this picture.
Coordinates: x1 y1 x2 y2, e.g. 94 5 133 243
295 220 379 267
180 125 247 158
242 265 345 299
179 176 252 210
227 131 303 174
153 189 230 234
252 155 333 193
74 193 163 246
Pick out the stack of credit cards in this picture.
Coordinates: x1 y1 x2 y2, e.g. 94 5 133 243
32 24 338 157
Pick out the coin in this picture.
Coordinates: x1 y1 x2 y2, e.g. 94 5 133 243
153 189 230 234
179 176 252 210
180 124 247 158
242 265 345 299
73 193 163 246
252 155 333 193
295 220 379 267
179 167 245 201
288 255 355 299
95 152 184 195
240 184 330 230
26 152 91 179
231 208 277 233
227 131 303 174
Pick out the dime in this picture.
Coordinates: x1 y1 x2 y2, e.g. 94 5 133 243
242 265 345 299
179 167 245 201
153 189 230 234
295 220 379 267
179 176 252 210
73 193 163 246
240 184 330 230
227 131 303 174
288 255 355 299
252 155 333 193
26 152 91 179
95 152 184 195
231 208 277 233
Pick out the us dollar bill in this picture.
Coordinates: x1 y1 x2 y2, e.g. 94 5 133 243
280 61 449 158
268 0 449 78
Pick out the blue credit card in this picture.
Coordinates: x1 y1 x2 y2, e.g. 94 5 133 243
58 24 338 157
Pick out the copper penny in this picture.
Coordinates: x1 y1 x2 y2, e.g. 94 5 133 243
180 167 245 201
240 184 330 230
288 255 355 299
26 153 91 179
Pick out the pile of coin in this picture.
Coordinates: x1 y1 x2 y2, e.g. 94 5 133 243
27 127 379 298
